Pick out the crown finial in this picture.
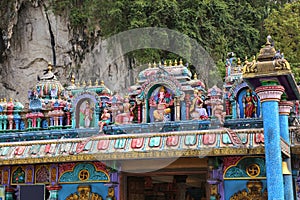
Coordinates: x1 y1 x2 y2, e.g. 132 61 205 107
48 62 53 72
148 62 152 68
174 59 178 66
153 62 157 68
193 73 198 80
88 80 92 86
94 80 98 86
164 60 167 66
100 80 104 86
71 75 75 86
237 58 241 65
169 60 172 66
179 59 183 65
82 80 86 87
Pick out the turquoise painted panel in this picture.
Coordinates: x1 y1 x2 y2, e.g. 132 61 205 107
114 138 127 149
224 180 267 200
149 136 161 147
59 163 109 183
58 183 107 200
185 135 196 146
224 157 266 178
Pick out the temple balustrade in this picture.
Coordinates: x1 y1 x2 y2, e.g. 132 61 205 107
0 126 299 165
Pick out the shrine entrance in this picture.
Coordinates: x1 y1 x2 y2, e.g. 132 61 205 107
120 158 208 200
127 175 206 200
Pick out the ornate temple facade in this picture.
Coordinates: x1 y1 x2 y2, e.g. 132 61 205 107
0 38 300 200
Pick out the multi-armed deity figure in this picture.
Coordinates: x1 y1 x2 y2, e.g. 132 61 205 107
149 86 173 122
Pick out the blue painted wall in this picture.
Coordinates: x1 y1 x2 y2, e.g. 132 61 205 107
58 183 108 200
224 180 266 199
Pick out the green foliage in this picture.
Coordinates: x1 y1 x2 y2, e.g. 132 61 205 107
264 1 300 82
48 0 294 81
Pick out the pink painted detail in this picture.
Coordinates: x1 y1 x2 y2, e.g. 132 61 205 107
255 132 264 144
6 101 14 115
222 156 243 172
166 136 179 146
93 162 108 172
58 163 76 176
14 146 26 155
66 112 71 125
138 104 141 123
131 138 144 149
203 134 216 145
26 112 44 127
185 94 191 120
97 140 110 150
76 139 90 153
8 114 14 130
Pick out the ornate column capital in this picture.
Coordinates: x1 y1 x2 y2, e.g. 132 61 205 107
279 101 293 115
255 85 284 102
46 184 62 191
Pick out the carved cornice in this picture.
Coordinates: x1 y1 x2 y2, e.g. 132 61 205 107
0 128 266 165
255 85 284 102
279 101 293 115
0 147 266 165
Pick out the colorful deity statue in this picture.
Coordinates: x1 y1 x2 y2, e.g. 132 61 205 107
149 86 173 122
98 107 111 132
212 99 226 124
80 101 94 128
114 97 135 124
243 89 258 118
190 89 208 120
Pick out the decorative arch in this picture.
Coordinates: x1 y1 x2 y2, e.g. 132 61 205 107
143 79 183 99
35 165 50 183
229 81 260 118
59 163 110 183
11 166 26 184
72 91 100 128
224 156 266 179
138 74 185 123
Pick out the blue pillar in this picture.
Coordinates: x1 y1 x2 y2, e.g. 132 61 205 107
279 100 294 200
255 84 285 199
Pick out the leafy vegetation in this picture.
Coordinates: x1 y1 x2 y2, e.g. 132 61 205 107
48 0 297 81
264 1 300 82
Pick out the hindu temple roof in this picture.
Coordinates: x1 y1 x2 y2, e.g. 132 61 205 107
35 63 64 100
67 76 113 96
138 59 192 83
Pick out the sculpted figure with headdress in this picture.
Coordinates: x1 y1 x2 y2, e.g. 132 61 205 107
149 86 173 122
114 96 135 124
190 89 208 120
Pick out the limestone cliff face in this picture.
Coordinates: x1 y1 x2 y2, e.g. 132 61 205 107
0 0 136 102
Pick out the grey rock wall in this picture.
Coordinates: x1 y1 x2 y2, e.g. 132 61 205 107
0 0 136 102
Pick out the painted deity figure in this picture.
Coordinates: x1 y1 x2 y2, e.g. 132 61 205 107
150 86 173 122
98 108 111 132
190 89 208 120
80 101 93 128
114 97 135 124
243 89 257 118
212 100 226 124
